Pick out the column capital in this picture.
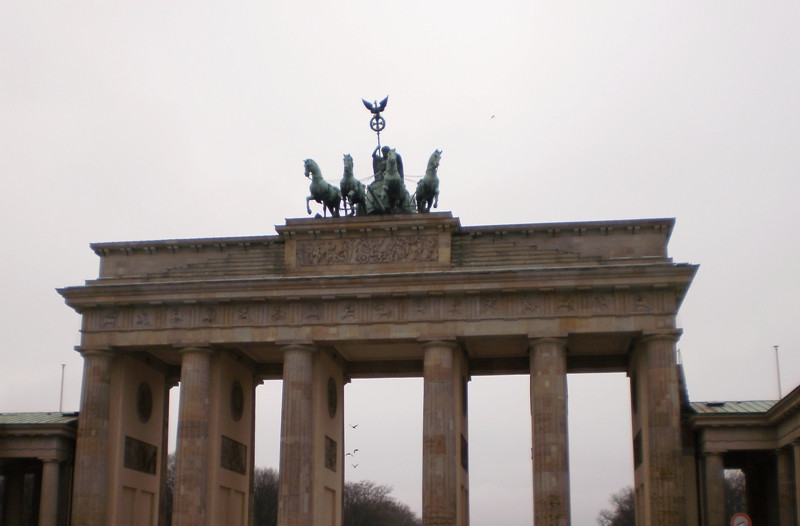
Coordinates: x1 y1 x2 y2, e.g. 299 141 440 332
76 346 113 358
278 341 317 354
174 344 214 355
419 338 459 351
640 329 683 345
528 335 568 347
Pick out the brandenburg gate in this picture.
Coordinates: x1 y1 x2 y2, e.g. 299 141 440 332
59 212 696 526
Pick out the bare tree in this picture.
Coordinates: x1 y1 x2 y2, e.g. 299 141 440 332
164 461 420 526
344 480 421 526
253 467 279 526
597 486 635 526
725 469 747 519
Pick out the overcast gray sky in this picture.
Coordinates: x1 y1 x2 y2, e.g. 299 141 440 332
2 2 799 524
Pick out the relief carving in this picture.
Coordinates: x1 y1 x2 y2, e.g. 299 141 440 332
135 310 152 327
296 235 438 267
372 300 393 320
271 304 287 322
102 310 119 328
592 293 611 313
520 296 540 315
557 295 576 313
201 307 217 325
304 303 321 321
447 298 464 317
480 296 500 316
169 307 183 326
632 293 651 312
340 302 357 321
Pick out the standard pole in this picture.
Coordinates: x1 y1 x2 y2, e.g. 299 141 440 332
774 345 782 399
59 363 66 412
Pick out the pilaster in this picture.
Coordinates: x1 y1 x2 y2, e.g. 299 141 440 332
529 337 570 526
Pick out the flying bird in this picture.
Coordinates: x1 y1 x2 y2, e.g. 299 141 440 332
362 96 388 115
349 423 359 429
351 464 359 469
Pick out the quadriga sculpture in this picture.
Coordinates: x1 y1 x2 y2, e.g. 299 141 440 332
304 158 341 218
416 149 441 213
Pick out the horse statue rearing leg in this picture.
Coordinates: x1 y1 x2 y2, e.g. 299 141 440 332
416 149 442 213
304 158 341 217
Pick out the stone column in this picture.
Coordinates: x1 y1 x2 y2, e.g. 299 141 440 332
422 340 460 526
38 459 61 526
173 347 213 526
277 343 316 526
529 337 570 526
777 448 793 526
703 452 726 526
71 349 113 526
639 333 686 524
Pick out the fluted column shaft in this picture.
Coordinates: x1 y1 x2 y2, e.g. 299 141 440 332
422 340 459 526
640 333 686 524
277 344 316 526
529 338 570 526
71 349 113 526
173 347 213 526
703 452 725 526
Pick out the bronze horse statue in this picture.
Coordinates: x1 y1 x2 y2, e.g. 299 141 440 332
383 149 407 214
304 158 341 217
416 149 441 213
339 154 366 216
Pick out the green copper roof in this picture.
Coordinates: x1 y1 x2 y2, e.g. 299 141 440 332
690 400 777 415
0 412 79 425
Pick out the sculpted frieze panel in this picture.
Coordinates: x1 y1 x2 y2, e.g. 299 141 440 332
479 294 504 317
296 235 438 267
167 306 187 328
408 296 438 321
370 299 395 321
338 301 359 322
518 294 542 316
590 292 613 314
84 288 671 334
631 292 652 313
444 296 467 319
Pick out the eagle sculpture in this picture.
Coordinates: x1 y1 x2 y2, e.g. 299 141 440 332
362 96 388 115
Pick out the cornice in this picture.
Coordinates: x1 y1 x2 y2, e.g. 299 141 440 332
58 262 697 312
